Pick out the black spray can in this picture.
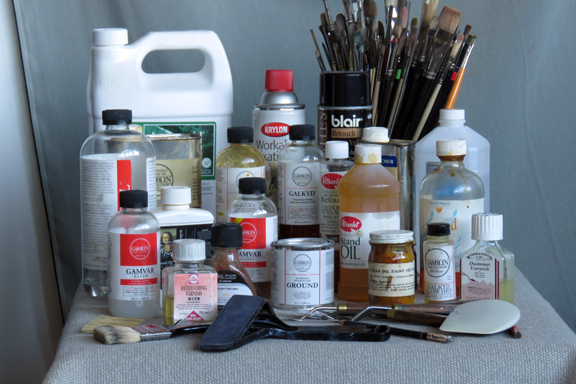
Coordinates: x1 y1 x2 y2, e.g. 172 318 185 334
318 71 372 158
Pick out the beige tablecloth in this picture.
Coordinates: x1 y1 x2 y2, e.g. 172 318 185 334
43 269 576 384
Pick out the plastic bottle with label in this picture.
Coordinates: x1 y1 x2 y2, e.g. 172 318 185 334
277 124 324 239
161 239 217 325
81 109 156 297
210 222 257 309
108 190 160 318
216 127 265 222
422 223 456 303
337 144 401 302
228 177 278 299
253 70 306 207
419 139 485 295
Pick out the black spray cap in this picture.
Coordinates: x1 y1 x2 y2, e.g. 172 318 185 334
239 177 266 195
320 71 371 107
119 190 148 209
102 109 132 125
289 124 315 140
227 127 254 143
427 223 451 237
211 223 243 248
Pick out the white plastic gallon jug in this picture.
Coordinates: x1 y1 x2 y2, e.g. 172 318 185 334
87 28 233 215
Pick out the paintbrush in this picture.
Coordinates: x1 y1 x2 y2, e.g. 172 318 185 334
310 30 327 72
445 34 475 108
340 320 454 343
93 321 210 344
364 0 378 67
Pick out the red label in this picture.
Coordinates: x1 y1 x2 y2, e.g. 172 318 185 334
117 160 132 211
340 216 362 232
451 71 459 81
120 233 158 266
261 122 289 137
120 278 158 286
242 261 267 268
321 173 342 189
231 217 266 249
186 311 204 321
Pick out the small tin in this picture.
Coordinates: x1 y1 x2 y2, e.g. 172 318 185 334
270 238 335 309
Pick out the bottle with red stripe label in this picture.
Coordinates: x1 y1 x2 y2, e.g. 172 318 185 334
229 177 278 299
108 190 160 319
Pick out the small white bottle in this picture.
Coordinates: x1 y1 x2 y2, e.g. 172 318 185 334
108 190 160 318
460 213 515 303
422 223 456 303
161 239 217 325
228 177 278 299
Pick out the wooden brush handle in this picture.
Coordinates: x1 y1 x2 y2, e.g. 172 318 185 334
393 304 457 315
387 309 446 327
445 67 466 109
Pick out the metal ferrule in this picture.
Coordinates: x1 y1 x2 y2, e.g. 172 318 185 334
134 325 172 342
426 333 455 343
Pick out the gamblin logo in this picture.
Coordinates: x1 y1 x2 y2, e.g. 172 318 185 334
129 238 151 260
292 166 312 186
293 254 312 272
241 222 258 244
331 114 363 127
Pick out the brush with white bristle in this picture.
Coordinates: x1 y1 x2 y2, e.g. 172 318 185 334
93 322 210 345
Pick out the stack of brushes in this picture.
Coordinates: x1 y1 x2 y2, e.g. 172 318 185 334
311 0 476 141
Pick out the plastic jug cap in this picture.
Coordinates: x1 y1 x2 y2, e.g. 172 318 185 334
354 144 381 163
439 109 466 124
92 28 128 46
265 70 294 92
161 186 192 206
325 141 349 159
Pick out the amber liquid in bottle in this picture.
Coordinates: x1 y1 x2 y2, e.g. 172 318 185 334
369 242 415 305
279 224 320 240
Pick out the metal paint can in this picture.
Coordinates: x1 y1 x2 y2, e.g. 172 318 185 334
270 238 335 309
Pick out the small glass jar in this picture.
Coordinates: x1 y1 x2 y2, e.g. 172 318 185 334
368 230 416 305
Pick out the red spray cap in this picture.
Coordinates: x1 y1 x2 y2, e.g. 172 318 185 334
265 70 294 92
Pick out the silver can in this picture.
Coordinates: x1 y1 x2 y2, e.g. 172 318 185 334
270 238 334 309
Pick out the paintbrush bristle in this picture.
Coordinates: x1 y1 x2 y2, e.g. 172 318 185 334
449 34 464 59
364 0 377 18
411 17 418 28
422 0 439 26
336 14 347 32
320 13 328 29
438 6 461 35
463 25 472 39
429 15 438 31
93 325 142 345
400 7 409 29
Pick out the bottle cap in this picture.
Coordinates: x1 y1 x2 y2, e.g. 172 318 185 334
426 223 451 237
265 70 294 92
92 28 128 46
439 109 466 124
173 239 205 262
370 230 414 244
102 109 132 125
227 127 253 143
119 190 148 208
161 186 191 206
325 141 349 159
354 144 381 164
211 223 243 248
436 139 466 156
320 71 371 107
362 127 389 143
289 124 315 140
239 177 266 195
472 213 503 241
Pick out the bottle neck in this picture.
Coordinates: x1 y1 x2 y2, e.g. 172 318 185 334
290 139 313 145
327 158 350 162
230 142 252 147
106 123 130 131
438 155 465 168
162 204 191 211
175 260 204 268
121 207 146 213
427 235 450 242
240 193 265 200
475 240 500 247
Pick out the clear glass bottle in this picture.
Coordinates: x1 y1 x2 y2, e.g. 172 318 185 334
108 190 160 318
277 124 324 239
228 177 278 298
419 139 484 295
162 239 217 325
81 109 157 297
210 222 257 309
460 213 515 303
422 223 456 303
337 144 401 302
319 141 353 291
216 127 265 222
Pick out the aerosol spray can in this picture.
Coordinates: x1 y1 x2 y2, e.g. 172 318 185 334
253 70 306 207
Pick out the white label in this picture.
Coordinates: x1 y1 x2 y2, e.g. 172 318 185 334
216 166 265 221
319 171 346 236
423 243 456 301
340 211 401 269
461 252 499 300
419 198 484 270
271 247 334 306
146 157 157 211
277 162 320 225
368 262 415 297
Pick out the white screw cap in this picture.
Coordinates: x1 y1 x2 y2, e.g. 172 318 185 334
173 239 205 262
472 213 503 241
354 144 381 164
362 127 390 143
325 141 349 159
92 28 128 46
439 109 466 124
436 139 466 156
161 186 192 206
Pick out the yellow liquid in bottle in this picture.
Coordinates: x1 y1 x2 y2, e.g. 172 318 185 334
499 279 515 303
162 296 175 325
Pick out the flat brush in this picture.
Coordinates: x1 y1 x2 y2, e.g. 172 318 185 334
340 320 454 343
93 322 210 345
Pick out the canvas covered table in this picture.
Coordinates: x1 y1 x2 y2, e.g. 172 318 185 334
43 269 576 383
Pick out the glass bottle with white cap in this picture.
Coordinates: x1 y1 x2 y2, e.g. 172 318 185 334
460 213 515 303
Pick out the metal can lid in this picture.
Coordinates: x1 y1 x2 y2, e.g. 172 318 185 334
369 230 414 244
271 238 334 250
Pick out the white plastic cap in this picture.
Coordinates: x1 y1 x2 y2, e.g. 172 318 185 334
472 213 503 241
370 230 414 244
436 139 466 156
161 186 192 206
362 127 390 143
173 239 205 261
355 144 381 164
325 141 349 159
439 109 466 124
92 28 128 46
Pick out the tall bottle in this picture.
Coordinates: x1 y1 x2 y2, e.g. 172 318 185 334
228 177 278 298
319 141 353 290
253 69 306 207
80 109 156 297
460 213 515 303
216 127 265 222
419 139 485 295
277 124 324 239
108 190 160 318
337 144 401 301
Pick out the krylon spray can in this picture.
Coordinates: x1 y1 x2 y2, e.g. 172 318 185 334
318 71 372 158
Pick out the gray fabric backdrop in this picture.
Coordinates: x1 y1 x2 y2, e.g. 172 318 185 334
13 0 576 330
